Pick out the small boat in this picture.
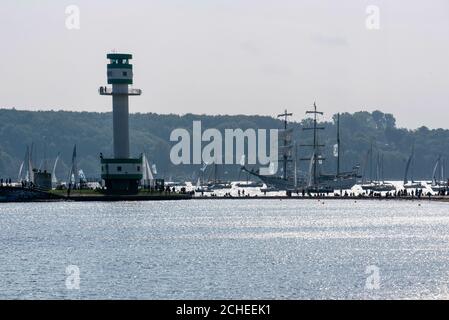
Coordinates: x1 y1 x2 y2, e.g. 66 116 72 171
165 180 187 187
430 156 448 192
362 152 396 192
201 162 233 190
235 181 264 188
207 182 232 190
305 185 334 194
431 184 447 192
403 145 424 189
260 185 282 193
370 182 396 192
194 177 211 193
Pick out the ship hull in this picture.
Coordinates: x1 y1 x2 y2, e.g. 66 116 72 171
243 167 358 192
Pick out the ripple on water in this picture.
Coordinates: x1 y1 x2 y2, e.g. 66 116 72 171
0 199 449 299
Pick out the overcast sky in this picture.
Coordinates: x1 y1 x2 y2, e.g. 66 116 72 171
0 0 448 129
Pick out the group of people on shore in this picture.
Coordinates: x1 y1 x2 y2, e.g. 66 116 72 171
193 187 447 199
0 178 13 187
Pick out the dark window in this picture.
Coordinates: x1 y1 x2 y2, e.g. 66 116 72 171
117 166 122 172
123 71 128 76
137 166 140 172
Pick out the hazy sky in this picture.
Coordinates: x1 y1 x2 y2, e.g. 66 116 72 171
0 0 448 128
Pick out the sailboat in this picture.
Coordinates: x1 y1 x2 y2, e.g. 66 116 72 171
191 162 209 192
205 163 232 190
315 112 360 191
360 144 395 192
360 142 376 190
141 153 155 189
403 145 424 189
430 156 448 192
369 153 396 192
235 180 263 188
17 145 34 185
236 155 263 188
67 144 78 189
195 177 211 192
17 147 28 182
51 152 60 188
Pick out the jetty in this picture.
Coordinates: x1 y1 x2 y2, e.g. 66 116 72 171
0 186 192 203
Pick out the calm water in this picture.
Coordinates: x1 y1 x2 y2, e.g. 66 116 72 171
1 199 449 299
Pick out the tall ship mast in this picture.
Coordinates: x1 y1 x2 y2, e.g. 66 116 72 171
277 109 293 181
242 108 304 191
243 103 359 193
300 102 360 193
300 102 327 191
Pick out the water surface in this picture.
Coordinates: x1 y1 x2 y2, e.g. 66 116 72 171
1 199 449 299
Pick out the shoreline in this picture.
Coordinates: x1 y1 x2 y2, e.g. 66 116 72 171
2 186 449 203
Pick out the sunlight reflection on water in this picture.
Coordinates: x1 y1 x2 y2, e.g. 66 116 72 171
1 199 449 299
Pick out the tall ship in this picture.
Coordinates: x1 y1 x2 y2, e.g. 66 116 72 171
300 103 359 193
242 109 306 191
243 103 359 192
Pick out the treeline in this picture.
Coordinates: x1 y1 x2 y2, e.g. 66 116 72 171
0 108 447 181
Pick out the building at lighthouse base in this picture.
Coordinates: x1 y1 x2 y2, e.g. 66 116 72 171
101 157 142 194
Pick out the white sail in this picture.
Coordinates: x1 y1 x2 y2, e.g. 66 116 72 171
307 152 315 187
141 153 154 187
52 153 60 185
151 164 157 175
141 154 147 183
147 155 154 179
28 143 34 183
18 161 24 182
68 145 78 187
78 169 86 182
333 144 339 157
432 156 440 185
403 152 413 185
239 154 246 167
196 177 201 188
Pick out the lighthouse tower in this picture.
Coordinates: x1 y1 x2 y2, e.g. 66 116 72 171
99 53 143 194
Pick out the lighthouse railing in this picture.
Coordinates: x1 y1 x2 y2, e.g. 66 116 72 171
98 87 142 96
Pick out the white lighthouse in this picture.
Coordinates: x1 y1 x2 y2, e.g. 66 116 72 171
99 53 143 194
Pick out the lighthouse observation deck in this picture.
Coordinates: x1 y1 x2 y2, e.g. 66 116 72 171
99 87 142 96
